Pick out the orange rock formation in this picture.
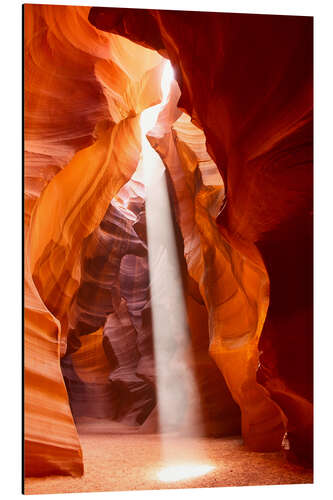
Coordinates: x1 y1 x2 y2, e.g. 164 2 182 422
25 4 163 476
24 5 313 478
90 7 313 465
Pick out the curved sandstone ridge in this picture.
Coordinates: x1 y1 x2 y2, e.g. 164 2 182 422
24 4 164 477
90 8 313 464
148 87 285 449
24 258 83 477
62 179 156 426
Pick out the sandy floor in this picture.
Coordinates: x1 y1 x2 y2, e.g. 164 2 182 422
25 431 313 494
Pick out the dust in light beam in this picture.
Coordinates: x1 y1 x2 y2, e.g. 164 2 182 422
139 59 215 483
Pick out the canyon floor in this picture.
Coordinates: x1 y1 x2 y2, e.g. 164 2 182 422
25 423 313 494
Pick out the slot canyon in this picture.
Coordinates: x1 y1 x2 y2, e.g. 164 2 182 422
24 4 313 494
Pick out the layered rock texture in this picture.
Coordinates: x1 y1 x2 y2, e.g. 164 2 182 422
24 4 163 476
24 4 313 479
90 7 313 465
62 179 156 426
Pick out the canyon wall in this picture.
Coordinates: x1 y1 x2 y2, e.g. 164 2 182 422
62 179 156 426
89 8 313 464
24 4 163 476
24 5 241 476
147 84 285 450
24 4 313 477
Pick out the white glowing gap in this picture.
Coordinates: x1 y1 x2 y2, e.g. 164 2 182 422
140 60 174 136
157 464 215 482
160 59 174 103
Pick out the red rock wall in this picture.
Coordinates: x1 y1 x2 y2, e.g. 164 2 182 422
90 7 313 464
147 89 285 449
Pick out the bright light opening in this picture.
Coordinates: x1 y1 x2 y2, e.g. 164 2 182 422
157 463 215 482
138 59 174 187
161 59 174 103
140 59 174 136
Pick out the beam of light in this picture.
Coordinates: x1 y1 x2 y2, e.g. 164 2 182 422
156 464 215 482
140 59 214 483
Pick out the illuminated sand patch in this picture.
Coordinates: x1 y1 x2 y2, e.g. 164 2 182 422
156 463 215 482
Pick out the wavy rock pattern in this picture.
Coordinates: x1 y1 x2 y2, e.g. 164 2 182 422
24 266 83 477
24 4 164 477
148 95 283 446
24 4 313 479
63 179 156 426
66 185 147 342
89 8 313 462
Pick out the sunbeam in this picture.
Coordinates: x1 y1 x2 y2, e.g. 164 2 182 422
140 59 213 482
